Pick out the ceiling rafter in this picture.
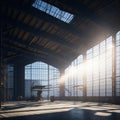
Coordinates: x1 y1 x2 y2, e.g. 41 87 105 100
1 0 119 70
20 54 62 69
1 0 89 40
43 0 112 26
8 54 61 69
3 39 74 69
3 41 68 66
3 43 66 67
43 0 96 16
2 15 79 52
4 35 72 60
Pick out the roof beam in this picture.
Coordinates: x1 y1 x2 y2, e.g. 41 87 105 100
43 0 112 26
21 54 62 69
4 35 72 60
3 40 76 69
2 15 78 52
3 44 66 69
43 0 95 16
8 53 61 69
1 0 89 40
3 41 68 66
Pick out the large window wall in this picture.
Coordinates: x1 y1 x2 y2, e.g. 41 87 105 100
65 55 83 97
49 66 60 96
116 31 120 96
86 36 113 96
64 30 120 97
25 61 60 99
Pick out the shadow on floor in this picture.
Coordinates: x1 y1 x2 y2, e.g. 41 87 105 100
0 106 74 114
1 101 45 110
1 107 120 120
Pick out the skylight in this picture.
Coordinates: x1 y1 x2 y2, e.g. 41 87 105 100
32 0 74 23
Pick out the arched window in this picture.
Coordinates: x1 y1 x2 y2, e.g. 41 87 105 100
25 61 60 99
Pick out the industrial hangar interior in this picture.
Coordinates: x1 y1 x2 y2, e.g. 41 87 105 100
0 0 120 120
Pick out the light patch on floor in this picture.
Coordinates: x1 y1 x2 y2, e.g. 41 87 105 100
80 107 106 111
107 110 120 113
95 112 112 116
0 107 72 118
0 101 120 119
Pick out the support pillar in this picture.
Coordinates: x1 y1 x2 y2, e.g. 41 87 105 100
14 63 25 100
59 69 65 99
112 33 116 102
47 65 49 100
83 52 87 101
0 62 7 107
0 21 7 106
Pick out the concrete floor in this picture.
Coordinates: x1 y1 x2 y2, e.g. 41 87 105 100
0 101 120 120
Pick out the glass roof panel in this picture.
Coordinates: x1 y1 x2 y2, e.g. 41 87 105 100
32 0 74 23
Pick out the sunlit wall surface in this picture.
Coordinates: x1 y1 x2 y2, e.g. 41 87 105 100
25 61 60 99
116 31 120 96
86 36 113 96
65 55 83 96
